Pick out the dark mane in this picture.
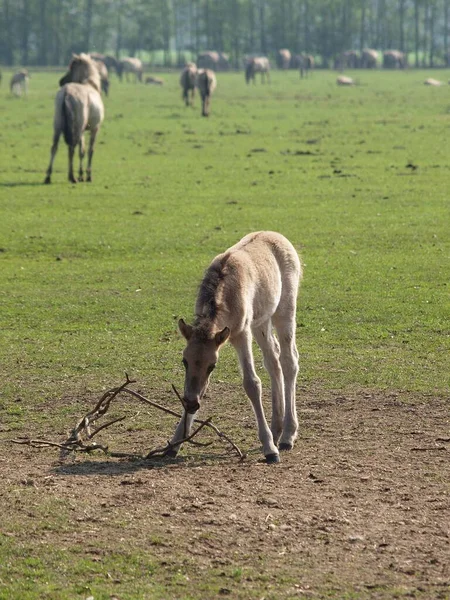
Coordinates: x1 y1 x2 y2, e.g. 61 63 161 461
195 253 229 321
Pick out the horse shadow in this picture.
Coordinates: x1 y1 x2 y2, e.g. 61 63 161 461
53 449 255 477
0 182 45 188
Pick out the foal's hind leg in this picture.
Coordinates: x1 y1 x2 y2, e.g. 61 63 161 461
253 320 285 446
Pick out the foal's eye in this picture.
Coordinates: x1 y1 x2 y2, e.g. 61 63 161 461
182 358 188 370
207 364 216 375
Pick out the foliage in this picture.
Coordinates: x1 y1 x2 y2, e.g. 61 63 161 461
0 0 450 67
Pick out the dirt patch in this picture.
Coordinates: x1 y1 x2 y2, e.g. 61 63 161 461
1 389 449 598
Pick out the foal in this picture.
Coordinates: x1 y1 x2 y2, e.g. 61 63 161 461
171 231 302 463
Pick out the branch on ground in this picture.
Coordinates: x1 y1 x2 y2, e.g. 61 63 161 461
10 375 245 461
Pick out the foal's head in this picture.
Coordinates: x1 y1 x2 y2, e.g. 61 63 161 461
178 319 230 414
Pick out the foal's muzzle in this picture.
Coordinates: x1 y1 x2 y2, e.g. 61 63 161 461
183 399 200 414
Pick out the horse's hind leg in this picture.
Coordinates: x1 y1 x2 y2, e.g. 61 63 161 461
253 320 285 446
78 135 86 182
44 131 61 184
86 127 99 182
67 145 77 183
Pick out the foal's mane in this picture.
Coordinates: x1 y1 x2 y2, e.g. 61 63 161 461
195 253 230 325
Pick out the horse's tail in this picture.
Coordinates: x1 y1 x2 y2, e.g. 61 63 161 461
61 90 77 147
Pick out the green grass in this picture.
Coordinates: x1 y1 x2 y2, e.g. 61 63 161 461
1 68 448 411
0 71 449 599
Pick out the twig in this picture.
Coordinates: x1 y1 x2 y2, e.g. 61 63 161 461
145 417 213 458
10 376 245 461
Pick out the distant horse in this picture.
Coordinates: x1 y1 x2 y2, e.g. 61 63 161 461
335 50 359 71
245 57 270 84
145 76 164 85
383 50 407 69
276 48 291 70
180 62 197 106
93 59 110 96
297 54 314 78
424 78 442 86
361 48 378 69
169 231 302 464
118 57 143 82
90 52 121 78
196 68 217 116
10 69 29 96
44 53 104 184
336 75 354 86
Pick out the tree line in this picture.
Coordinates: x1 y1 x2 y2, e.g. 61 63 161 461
1 0 449 68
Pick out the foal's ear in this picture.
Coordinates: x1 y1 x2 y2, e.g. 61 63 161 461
178 318 193 340
215 326 230 347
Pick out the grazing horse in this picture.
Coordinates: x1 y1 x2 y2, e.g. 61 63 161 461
180 62 197 106
10 69 29 96
44 53 104 184
383 50 407 69
93 59 110 96
170 231 302 464
245 57 271 84
361 48 378 69
118 57 143 82
196 68 217 117
276 48 292 70
297 54 314 79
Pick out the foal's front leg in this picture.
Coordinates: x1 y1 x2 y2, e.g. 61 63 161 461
166 410 197 457
233 330 279 463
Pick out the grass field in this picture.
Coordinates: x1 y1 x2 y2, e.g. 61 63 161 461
0 68 449 599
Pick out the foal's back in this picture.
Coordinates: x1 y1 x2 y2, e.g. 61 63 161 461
198 231 301 335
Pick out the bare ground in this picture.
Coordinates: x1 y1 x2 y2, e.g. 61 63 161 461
1 387 449 599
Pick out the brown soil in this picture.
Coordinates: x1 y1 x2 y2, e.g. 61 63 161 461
1 387 449 599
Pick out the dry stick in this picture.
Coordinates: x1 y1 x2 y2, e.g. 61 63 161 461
145 417 213 458
11 377 244 460
171 384 245 459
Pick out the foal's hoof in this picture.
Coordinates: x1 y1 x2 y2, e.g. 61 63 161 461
44 177 51 185
279 442 293 451
265 453 280 464
164 449 178 458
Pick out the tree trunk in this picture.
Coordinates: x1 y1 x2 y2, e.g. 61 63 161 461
429 1 435 67
85 0 94 52
414 0 420 67
2 0 14 65
359 0 366 52
20 0 30 65
259 0 266 55
445 0 449 66
38 0 48 65
399 0 405 52
115 0 123 59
